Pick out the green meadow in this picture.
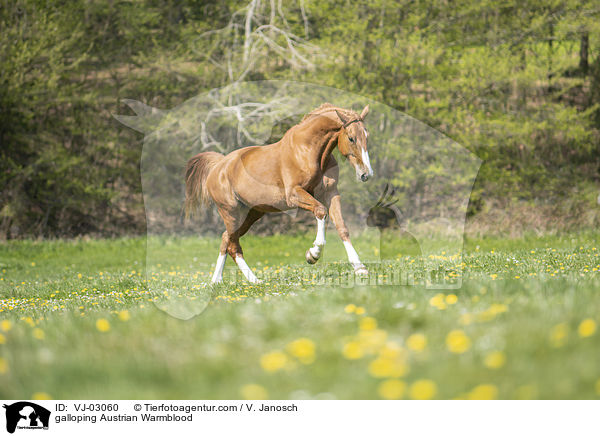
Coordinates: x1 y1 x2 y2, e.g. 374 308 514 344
1 233 599 400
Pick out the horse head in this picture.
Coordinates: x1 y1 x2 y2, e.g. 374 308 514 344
335 105 373 182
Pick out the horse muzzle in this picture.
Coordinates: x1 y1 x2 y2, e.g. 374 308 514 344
360 173 370 182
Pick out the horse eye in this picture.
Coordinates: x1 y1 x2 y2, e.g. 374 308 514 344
349 137 355 143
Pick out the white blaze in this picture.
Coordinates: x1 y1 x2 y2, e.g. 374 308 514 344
361 149 373 176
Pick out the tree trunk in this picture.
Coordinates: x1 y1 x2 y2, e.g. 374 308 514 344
580 32 589 75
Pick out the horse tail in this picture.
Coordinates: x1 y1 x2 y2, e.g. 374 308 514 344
185 151 224 219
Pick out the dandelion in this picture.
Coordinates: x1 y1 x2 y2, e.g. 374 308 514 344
357 329 388 353
31 392 52 401
468 384 498 400
549 323 568 348
260 351 288 372
286 338 316 364
368 357 409 378
344 304 356 313
342 341 364 360
406 333 427 352
0 320 11 332
96 318 110 332
359 317 377 331
118 310 131 322
459 313 474 326
379 341 403 359
429 294 446 310
484 351 506 369
240 384 269 400
445 294 458 305
446 330 471 354
32 328 45 340
378 379 406 400
578 319 596 338
409 379 437 400
355 307 366 315
0 357 7 374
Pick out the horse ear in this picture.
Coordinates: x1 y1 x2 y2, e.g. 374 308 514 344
335 109 351 126
360 104 370 120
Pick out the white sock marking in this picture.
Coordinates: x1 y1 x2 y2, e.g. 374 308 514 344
235 255 260 283
211 253 227 283
309 218 326 258
343 240 365 270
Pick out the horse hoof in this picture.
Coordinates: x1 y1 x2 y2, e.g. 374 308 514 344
305 249 318 264
355 266 369 275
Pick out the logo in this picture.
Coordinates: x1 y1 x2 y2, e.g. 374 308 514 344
3 402 50 434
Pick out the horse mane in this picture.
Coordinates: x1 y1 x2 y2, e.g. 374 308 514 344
300 103 359 125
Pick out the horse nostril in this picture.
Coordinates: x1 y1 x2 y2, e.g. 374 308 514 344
361 173 369 182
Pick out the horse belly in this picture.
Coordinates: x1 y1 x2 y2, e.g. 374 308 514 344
236 180 289 212
231 148 290 211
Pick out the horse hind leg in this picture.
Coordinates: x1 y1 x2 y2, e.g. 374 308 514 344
225 208 264 284
210 231 229 284
228 235 260 283
306 217 327 264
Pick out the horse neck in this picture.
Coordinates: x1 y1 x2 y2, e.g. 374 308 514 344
300 116 341 170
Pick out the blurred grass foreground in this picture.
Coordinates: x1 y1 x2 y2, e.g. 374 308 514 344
0 234 599 399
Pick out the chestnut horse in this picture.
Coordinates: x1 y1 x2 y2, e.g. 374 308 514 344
185 103 373 283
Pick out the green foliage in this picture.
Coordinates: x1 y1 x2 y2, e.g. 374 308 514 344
1 0 600 237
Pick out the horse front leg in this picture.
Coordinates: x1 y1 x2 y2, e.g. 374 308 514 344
285 186 329 264
328 193 368 275
305 215 327 264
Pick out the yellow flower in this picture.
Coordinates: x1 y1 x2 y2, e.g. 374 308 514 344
459 313 474 326
409 379 437 400
355 307 366 315
260 351 288 372
446 330 471 354
368 357 409 378
357 329 388 353
32 328 45 340
286 338 316 364
578 319 596 338
118 310 131 322
342 341 364 360
429 293 447 310
378 379 406 400
0 333 5 344
468 384 498 400
96 318 110 332
549 323 568 348
240 384 268 400
0 357 7 374
359 317 377 331
484 351 506 369
32 392 52 401
445 294 458 304
379 341 403 359
1 320 12 332
406 333 427 352
344 304 356 313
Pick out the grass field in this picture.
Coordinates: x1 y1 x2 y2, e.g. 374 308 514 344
1 232 599 400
